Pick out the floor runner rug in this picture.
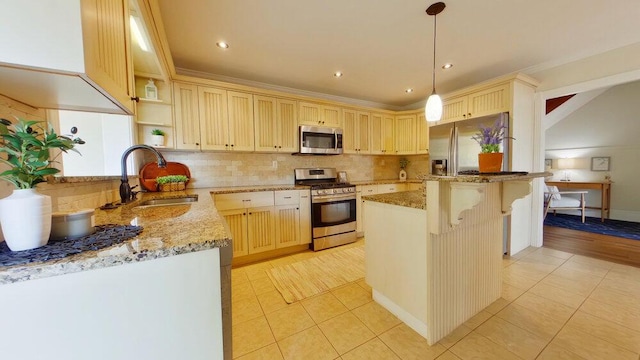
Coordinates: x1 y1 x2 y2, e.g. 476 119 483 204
544 214 640 241
267 246 365 303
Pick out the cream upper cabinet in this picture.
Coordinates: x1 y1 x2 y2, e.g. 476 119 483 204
0 0 135 115
298 102 341 127
254 96 298 152
227 91 255 151
343 109 370 154
198 86 229 151
174 83 254 151
370 113 395 155
442 83 511 122
394 114 417 154
174 82 201 150
415 112 429 154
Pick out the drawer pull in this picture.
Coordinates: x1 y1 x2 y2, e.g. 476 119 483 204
284 196 292 199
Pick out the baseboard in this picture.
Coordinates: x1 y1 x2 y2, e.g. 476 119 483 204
372 290 429 340
610 210 640 222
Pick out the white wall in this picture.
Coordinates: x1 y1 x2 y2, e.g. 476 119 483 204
58 110 134 176
545 81 640 222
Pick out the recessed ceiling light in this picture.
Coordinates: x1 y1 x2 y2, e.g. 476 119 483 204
442 63 453 69
216 42 229 49
405 88 414 93
334 71 343 78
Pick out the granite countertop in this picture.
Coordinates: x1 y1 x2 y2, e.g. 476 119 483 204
209 184 309 194
0 188 231 285
362 190 426 210
420 172 552 183
350 179 422 186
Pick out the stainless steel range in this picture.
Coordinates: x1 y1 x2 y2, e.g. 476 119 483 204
295 168 357 251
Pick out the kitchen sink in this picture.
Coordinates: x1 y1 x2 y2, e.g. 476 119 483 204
134 196 198 208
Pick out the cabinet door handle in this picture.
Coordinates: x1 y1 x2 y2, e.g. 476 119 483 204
278 145 282 148
243 212 246 215
131 96 140 102
274 145 277 148
195 142 200 146
231 144 234 147
225 144 229 147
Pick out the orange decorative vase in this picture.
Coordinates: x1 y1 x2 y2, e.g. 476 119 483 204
478 153 503 173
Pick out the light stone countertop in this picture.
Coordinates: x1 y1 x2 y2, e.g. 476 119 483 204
362 190 426 210
209 184 309 194
420 172 552 183
350 179 422 186
0 188 231 285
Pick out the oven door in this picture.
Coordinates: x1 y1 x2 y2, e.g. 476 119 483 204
311 194 356 237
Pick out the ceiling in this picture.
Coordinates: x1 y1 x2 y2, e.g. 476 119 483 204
149 0 640 110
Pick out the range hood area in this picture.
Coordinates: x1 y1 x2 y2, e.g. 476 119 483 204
0 0 135 115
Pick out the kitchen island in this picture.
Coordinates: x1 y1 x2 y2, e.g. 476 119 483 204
363 172 549 345
0 188 233 360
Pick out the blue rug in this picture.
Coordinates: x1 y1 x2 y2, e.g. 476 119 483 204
544 214 640 241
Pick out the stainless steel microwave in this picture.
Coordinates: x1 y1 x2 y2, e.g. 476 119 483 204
299 125 343 155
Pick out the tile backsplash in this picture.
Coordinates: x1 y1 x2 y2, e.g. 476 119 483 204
146 151 430 188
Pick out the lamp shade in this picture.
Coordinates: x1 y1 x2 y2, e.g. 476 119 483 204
557 158 577 170
425 93 443 122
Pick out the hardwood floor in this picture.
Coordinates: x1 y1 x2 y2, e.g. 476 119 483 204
543 225 640 267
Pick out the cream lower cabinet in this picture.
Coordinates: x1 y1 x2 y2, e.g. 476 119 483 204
299 191 311 244
274 190 300 248
214 191 275 257
174 82 254 151
254 96 298 152
246 207 277 254
356 185 378 235
441 83 510 122
215 190 311 258
357 183 410 236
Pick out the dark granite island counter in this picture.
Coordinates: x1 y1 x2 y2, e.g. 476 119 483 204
0 188 233 360
364 172 549 345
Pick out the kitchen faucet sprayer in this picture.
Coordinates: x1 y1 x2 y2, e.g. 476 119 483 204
120 145 167 203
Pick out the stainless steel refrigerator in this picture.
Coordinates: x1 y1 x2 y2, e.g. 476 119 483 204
428 112 510 175
428 112 511 253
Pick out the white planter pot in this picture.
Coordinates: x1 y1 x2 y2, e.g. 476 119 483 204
399 169 407 181
151 135 165 147
0 189 52 251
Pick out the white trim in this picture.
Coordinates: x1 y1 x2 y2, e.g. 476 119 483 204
372 289 428 340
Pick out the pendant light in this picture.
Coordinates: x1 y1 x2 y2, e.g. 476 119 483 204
425 2 446 122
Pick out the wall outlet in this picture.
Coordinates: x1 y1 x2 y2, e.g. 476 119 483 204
272 160 278 169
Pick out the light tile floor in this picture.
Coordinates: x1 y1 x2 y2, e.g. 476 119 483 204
231 240 640 360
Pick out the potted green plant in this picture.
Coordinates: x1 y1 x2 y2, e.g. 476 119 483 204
0 118 84 251
472 119 510 172
156 174 188 192
399 158 409 181
151 128 166 147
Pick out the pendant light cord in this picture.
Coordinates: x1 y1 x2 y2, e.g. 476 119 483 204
432 14 437 94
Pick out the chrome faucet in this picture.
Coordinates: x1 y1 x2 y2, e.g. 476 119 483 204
120 145 167 203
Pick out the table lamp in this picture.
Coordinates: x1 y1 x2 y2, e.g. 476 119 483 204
557 158 576 181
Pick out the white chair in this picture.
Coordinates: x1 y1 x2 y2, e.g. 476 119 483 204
543 185 588 223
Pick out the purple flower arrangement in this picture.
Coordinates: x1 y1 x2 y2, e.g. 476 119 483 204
472 119 509 153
